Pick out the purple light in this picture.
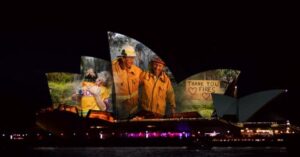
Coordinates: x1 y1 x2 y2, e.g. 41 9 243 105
138 132 144 137
185 133 189 138
124 131 195 139
160 132 167 138
151 132 159 138
124 132 142 138
179 133 183 139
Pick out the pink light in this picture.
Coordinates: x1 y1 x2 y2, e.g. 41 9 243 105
160 132 167 137
168 132 174 138
138 132 144 137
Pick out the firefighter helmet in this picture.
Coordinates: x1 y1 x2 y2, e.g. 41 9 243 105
121 45 136 57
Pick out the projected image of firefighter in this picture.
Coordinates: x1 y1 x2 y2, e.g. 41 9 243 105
111 45 142 119
108 32 177 120
137 55 176 119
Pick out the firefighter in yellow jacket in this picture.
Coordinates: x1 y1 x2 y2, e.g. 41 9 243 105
80 69 112 117
140 55 176 117
112 45 142 119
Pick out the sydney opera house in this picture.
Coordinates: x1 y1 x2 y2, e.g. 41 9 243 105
1 32 299 153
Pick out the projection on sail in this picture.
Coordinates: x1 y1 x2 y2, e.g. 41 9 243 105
108 32 176 119
46 56 113 117
175 69 240 118
46 72 81 110
79 56 113 117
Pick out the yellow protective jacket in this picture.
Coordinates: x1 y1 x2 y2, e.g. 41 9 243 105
140 71 176 116
112 58 142 119
81 81 111 117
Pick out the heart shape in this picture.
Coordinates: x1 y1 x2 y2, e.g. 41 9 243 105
202 92 211 100
188 87 197 95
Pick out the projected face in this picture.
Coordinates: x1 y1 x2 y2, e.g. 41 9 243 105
122 56 135 69
95 78 103 86
152 62 164 76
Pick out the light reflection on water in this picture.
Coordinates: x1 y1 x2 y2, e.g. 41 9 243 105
2 147 289 157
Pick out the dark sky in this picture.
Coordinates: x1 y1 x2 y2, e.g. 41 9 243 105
0 11 298 128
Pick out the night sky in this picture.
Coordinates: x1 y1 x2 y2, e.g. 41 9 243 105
0 11 297 129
